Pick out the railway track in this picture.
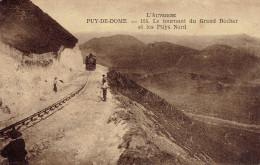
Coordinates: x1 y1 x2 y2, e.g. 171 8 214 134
0 72 91 141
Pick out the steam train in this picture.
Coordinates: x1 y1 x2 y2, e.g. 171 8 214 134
85 53 96 71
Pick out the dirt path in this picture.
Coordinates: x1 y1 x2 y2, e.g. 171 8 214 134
18 65 127 165
141 85 260 134
186 112 260 133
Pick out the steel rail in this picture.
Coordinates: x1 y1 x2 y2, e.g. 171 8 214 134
0 72 91 140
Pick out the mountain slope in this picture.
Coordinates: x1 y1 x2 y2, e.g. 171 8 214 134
107 69 259 164
80 35 260 126
80 35 199 70
76 33 260 57
134 33 260 56
80 35 260 80
192 44 260 79
79 34 145 69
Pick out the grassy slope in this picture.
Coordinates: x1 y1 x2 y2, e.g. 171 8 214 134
108 69 260 165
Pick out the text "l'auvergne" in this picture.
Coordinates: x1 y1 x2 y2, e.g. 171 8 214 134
86 19 127 23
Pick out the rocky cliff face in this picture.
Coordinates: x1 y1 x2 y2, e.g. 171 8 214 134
0 0 84 131
0 0 78 55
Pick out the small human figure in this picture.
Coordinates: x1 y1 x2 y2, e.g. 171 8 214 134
53 77 64 92
102 74 107 85
0 99 11 114
53 77 58 92
3 106 10 114
0 130 29 165
89 53 93 59
0 99 3 111
101 80 109 101
0 98 3 108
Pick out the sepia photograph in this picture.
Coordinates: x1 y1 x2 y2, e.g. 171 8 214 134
0 0 259 164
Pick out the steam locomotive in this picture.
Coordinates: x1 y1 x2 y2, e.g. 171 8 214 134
85 53 96 71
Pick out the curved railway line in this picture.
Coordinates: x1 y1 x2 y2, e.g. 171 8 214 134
0 72 91 141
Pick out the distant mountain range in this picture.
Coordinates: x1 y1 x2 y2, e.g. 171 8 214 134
135 33 260 54
76 33 260 57
80 34 260 81
80 35 198 70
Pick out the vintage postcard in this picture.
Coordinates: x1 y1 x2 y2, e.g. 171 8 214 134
0 0 259 164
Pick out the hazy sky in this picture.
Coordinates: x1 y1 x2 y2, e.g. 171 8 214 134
31 0 260 37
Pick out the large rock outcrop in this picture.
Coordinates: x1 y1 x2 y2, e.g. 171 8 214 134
0 0 78 55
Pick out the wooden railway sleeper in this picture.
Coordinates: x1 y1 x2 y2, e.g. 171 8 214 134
16 125 23 131
44 110 50 114
38 112 45 117
31 116 37 121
